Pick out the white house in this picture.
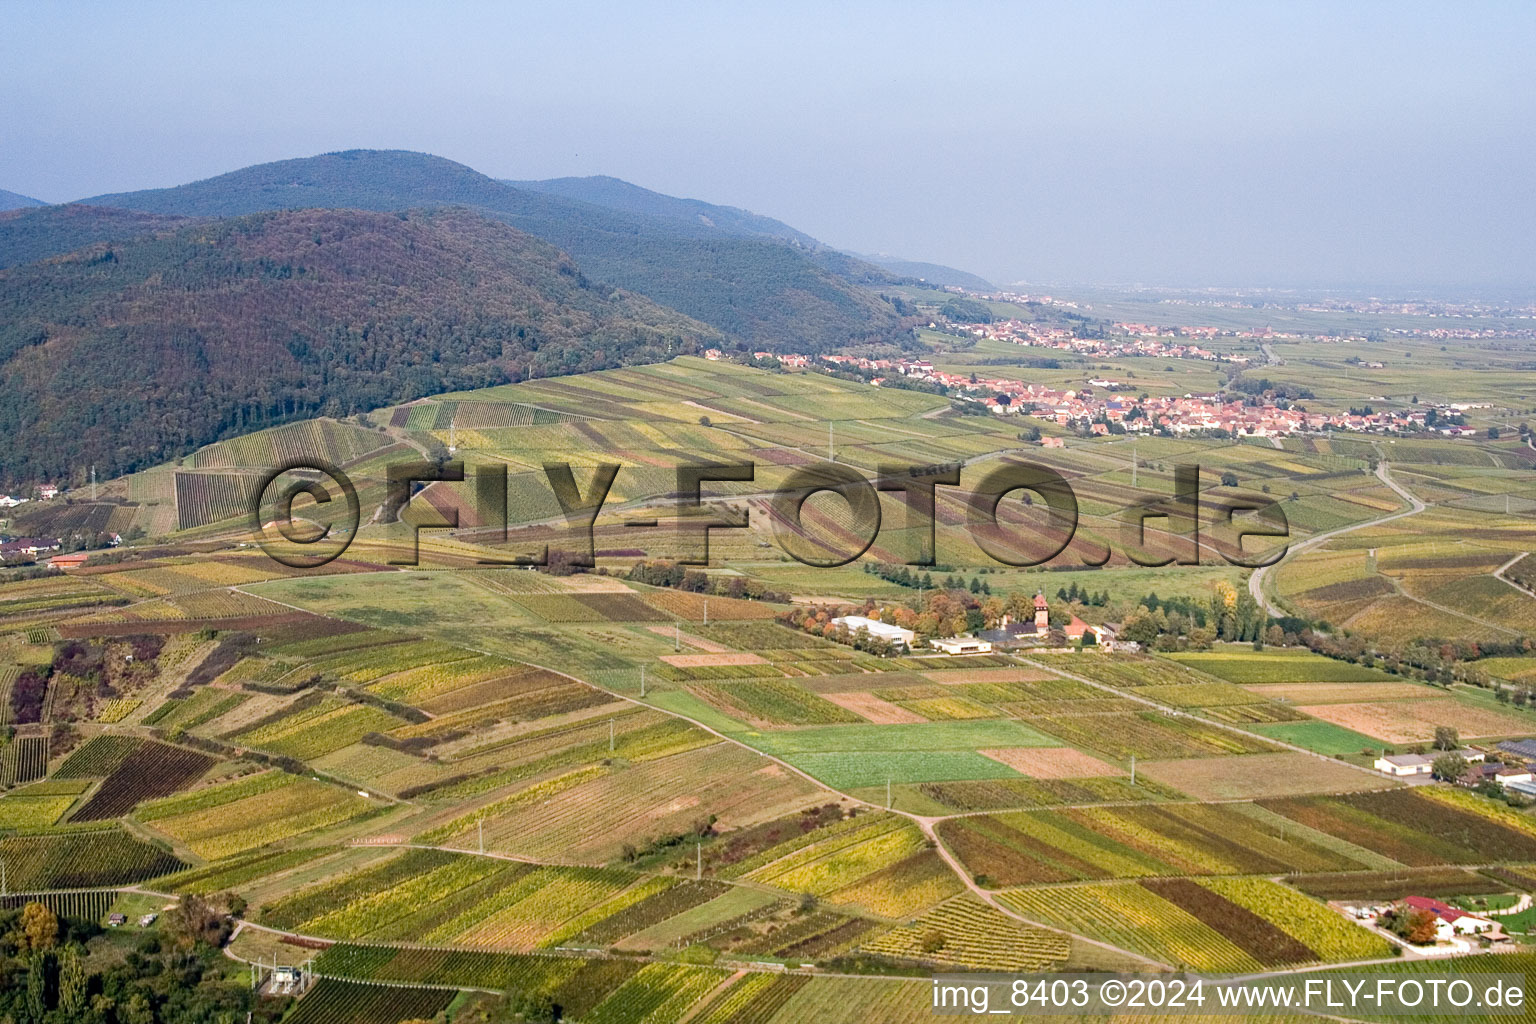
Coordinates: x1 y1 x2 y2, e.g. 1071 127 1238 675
1373 749 1483 776
831 616 915 649
1402 896 1495 939
930 636 993 656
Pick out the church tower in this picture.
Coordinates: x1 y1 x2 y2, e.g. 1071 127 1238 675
1034 591 1049 632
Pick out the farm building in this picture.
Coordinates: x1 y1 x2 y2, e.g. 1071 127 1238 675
48 552 91 570
930 636 994 656
1400 896 1496 939
831 615 914 649
1063 616 1113 645
979 592 1059 649
0 537 60 559
1458 762 1533 787
1373 749 1483 776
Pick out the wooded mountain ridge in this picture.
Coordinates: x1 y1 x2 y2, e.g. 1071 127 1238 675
0 206 719 485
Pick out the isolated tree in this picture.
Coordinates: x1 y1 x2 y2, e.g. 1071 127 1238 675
1433 726 1460 751
1432 752 1469 781
57 943 86 1017
25 950 47 1020
1405 908 1439 945
18 902 58 951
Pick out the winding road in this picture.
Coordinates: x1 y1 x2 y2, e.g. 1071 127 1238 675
1248 460 1425 619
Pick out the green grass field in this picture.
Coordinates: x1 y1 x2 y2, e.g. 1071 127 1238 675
745 719 1058 755
1169 649 1397 684
1250 719 1381 756
785 750 1021 789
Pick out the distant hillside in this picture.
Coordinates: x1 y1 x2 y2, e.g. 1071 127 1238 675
79 150 912 350
0 207 719 485
507 175 820 246
0 189 45 212
0 205 190 270
854 253 994 291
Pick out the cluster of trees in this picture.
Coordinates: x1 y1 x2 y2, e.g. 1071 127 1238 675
782 587 1048 647
9 665 48 724
625 559 789 603
860 562 994 595
1056 582 1108 606
1380 904 1439 945
0 895 278 1024
1117 582 1270 650
620 814 718 867
939 297 995 324
1297 630 1536 693
1230 376 1315 402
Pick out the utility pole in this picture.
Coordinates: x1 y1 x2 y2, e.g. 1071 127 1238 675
640 665 647 698
886 777 892 810
675 622 681 652
1130 441 1137 488
478 818 484 855
90 466 97 501
610 718 616 752
703 598 708 626
829 423 834 462
1 857 6 897
1129 754 1136 786
696 840 702 881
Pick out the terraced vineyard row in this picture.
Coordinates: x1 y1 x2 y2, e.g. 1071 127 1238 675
0 734 48 786
861 895 1070 971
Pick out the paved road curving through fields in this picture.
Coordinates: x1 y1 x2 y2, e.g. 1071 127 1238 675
1247 460 1424 619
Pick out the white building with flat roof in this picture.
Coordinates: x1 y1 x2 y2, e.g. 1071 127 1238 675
931 636 993 655
831 615 914 649
1374 749 1483 776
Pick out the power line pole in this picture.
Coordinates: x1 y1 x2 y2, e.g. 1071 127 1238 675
640 664 647 698
886 777 892 810
696 840 702 881
828 423 834 462
1130 441 1137 488
1129 754 1136 786
609 718 615 752
675 623 681 652
90 466 97 501
478 818 484 855
703 598 708 626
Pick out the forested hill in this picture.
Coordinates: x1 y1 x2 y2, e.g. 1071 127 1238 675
0 207 720 486
506 175 821 246
78 150 913 350
0 189 45 212
0 205 189 270
854 254 995 292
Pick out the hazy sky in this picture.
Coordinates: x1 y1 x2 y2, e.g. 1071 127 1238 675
5 1 1534 293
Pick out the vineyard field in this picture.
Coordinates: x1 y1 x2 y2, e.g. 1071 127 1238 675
72 741 218 820
284 979 452 1024
0 829 184 889
0 735 48 786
